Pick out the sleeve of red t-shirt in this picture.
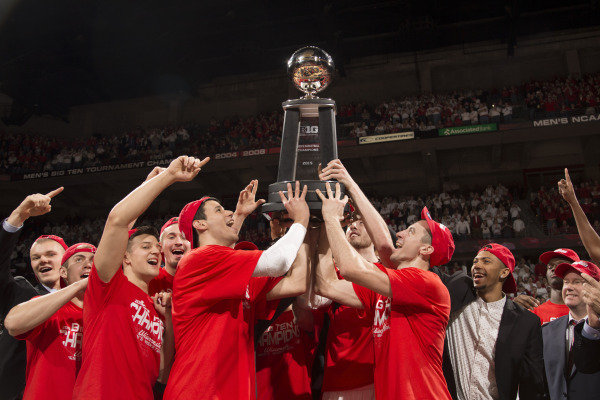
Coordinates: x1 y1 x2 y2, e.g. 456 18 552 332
249 277 282 304
385 267 448 310
352 281 376 318
174 246 262 317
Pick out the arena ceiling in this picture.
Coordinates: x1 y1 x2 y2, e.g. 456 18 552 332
0 0 597 123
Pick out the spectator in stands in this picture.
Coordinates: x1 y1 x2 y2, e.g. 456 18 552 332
513 214 526 237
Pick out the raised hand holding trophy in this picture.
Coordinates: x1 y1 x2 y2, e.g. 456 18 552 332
262 46 346 215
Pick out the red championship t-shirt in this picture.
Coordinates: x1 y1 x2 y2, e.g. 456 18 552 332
353 264 452 400
148 267 174 296
322 301 374 392
72 265 163 400
17 300 83 400
164 245 279 400
255 307 314 400
531 300 569 325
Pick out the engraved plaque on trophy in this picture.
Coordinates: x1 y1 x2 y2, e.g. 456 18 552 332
262 46 345 214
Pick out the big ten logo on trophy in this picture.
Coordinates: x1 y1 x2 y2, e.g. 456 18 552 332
262 46 347 216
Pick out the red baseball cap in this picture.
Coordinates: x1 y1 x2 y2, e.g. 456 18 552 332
421 207 455 267
539 248 580 265
555 260 600 282
234 241 258 251
160 217 179 236
178 197 210 249
34 235 68 250
61 243 97 266
478 243 517 293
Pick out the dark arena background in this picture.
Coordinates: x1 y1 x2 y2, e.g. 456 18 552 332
1 0 600 279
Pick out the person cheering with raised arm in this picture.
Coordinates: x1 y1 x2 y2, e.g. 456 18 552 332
164 181 310 400
315 181 454 400
72 156 209 400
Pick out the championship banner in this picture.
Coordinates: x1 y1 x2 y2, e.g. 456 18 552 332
20 159 173 180
533 114 600 127
358 131 414 145
438 123 497 137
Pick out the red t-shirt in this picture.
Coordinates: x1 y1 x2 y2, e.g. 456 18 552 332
164 245 278 400
531 300 569 325
17 300 83 400
255 307 313 400
353 264 452 400
322 302 374 392
148 267 174 296
72 265 163 400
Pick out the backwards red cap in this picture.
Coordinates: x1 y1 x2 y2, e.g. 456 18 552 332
555 260 600 282
160 217 179 236
539 248 580 265
34 235 68 250
61 243 96 266
421 207 455 267
178 197 210 249
478 243 517 293
234 241 259 251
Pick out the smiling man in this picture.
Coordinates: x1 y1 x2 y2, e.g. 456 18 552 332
148 217 190 296
5 243 95 400
0 188 64 399
29 235 69 294
164 181 310 400
542 260 600 400
446 243 546 400
72 155 208 400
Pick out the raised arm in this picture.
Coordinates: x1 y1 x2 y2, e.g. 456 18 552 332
319 160 395 268
252 181 310 277
559 168 600 263
1 188 63 308
231 179 266 234
4 278 87 337
94 156 209 283
316 182 391 297
313 221 363 309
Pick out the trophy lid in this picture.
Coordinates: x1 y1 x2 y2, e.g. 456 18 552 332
287 46 334 98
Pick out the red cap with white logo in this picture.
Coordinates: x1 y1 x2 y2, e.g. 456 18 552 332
539 248 580 265
555 260 600 282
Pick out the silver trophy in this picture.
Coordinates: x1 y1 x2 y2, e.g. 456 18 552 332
262 46 345 214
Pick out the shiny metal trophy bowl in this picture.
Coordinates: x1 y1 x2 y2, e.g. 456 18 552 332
262 46 345 215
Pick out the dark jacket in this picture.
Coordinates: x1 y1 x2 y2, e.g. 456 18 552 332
572 322 600 374
0 225 46 400
433 268 547 400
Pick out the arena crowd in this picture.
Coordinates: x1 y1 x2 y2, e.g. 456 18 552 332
2 157 600 400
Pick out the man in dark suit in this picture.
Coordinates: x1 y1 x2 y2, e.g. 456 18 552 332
572 272 600 374
0 188 64 400
543 260 600 400
443 243 546 400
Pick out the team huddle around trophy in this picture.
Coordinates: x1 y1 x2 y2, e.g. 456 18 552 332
1 47 600 400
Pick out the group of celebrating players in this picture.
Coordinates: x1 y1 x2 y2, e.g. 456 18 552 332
2 155 600 400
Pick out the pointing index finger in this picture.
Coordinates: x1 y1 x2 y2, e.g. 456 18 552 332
45 187 64 198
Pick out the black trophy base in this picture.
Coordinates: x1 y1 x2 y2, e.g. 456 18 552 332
261 180 347 218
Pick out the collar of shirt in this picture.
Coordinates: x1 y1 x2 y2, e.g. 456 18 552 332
476 293 507 312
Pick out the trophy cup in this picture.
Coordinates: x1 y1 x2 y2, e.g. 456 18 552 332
262 46 345 214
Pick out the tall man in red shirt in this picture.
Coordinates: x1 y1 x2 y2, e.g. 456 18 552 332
532 248 579 324
317 160 454 400
73 155 208 399
314 214 376 399
5 242 95 400
165 181 311 400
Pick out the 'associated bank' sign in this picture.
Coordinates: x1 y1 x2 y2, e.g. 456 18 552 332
533 114 600 127
438 123 497 136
